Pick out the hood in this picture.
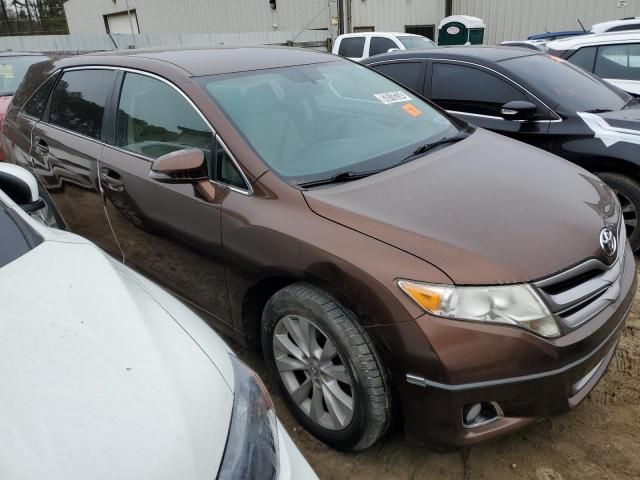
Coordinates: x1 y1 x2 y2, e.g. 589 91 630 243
304 129 619 285
0 240 233 480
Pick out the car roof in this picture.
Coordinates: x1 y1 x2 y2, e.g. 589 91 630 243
546 30 640 51
362 45 540 64
337 32 422 39
55 46 339 77
591 17 640 34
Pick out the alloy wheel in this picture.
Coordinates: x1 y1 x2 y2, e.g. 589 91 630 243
615 189 638 238
273 314 354 431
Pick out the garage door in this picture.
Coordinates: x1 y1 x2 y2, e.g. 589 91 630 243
106 11 139 34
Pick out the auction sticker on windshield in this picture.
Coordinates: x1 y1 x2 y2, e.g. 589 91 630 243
374 91 412 104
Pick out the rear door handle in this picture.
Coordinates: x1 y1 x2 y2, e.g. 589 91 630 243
100 169 124 192
34 137 49 154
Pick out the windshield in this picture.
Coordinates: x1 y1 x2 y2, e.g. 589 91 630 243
503 54 630 112
0 55 47 96
201 61 460 184
397 36 435 49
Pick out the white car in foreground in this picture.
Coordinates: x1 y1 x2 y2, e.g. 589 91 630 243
0 164 317 480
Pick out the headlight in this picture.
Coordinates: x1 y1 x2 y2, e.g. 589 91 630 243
397 280 560 338
217 355 279 480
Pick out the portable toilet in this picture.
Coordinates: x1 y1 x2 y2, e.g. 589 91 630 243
438 15 485 45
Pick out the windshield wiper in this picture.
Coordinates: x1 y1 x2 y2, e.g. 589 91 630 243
584 108 612 113
298 133 471 189
298 170 381 188
396 133 470 166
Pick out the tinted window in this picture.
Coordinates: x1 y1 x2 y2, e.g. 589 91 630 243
116 72 213 165
48 70 115 140
503 54 629 112
370 37 399 56
338 37 365 57
23 73 58 119
595 43 640 80
568 46 597 72
0 204 42 269
372 62 423 92
203 62 460 184
0 55 47 96
431 63 526 116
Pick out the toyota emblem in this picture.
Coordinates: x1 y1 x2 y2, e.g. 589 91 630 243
599 227 617 258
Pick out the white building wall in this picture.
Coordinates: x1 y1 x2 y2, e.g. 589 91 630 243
453 0 640 44
64 0 335 35
350 0 446 33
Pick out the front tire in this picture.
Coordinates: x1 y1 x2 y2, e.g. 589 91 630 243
598 172 640 252
261 282 391 451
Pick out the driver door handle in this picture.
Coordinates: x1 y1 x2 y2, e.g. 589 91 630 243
100 169 124 192
34 137 49 154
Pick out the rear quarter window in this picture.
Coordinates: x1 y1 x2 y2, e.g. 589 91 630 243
338 37 366 57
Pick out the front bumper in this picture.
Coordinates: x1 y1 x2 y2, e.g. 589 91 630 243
374 245 636 447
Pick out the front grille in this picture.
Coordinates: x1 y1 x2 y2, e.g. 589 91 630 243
534 235 626 330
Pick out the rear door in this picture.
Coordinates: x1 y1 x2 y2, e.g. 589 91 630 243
594 43 640 96
29 68 122 255
427 60 552 147
368 36 401 57
99 70 239 326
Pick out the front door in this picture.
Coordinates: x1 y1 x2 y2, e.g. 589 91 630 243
99 71 232 325
427 61 552 149
29 68 122 255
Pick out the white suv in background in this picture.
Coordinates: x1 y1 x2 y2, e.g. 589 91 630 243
547 31 640 96
332 32 436 61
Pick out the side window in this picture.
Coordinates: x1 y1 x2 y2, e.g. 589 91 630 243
215 141 247 190
372 62 424 92
115 72 214 165
607 24 640 32
567 46 597 72
431 62 527 116
338 37 365 58
595 43 640 80
369 37 399 56
48 69 115 140
22 74 58 119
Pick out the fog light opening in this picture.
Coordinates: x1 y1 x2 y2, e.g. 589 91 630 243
462 402 501 428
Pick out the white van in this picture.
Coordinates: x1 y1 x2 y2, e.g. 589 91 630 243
332 32 436 61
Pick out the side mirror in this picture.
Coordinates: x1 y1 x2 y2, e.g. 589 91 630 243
387 48 400 53
500 100 538 121
149 148 208 184
0 163 45 212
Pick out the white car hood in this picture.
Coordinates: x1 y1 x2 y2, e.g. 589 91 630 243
0 237 233 480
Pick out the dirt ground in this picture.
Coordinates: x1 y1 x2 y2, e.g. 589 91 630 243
237 263 640 480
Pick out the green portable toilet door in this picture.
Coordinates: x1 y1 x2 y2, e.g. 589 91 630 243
438 22 467 45
468 28 484 45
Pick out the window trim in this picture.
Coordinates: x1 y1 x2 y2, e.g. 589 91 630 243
20 65 252 196
19 71 61 122
366 57 563 123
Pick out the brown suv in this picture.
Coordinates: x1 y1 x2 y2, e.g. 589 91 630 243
2 47 636 451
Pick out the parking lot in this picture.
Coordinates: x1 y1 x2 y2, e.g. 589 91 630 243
236 262 640 480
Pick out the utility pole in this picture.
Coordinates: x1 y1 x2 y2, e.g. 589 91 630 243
124 0 135 35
